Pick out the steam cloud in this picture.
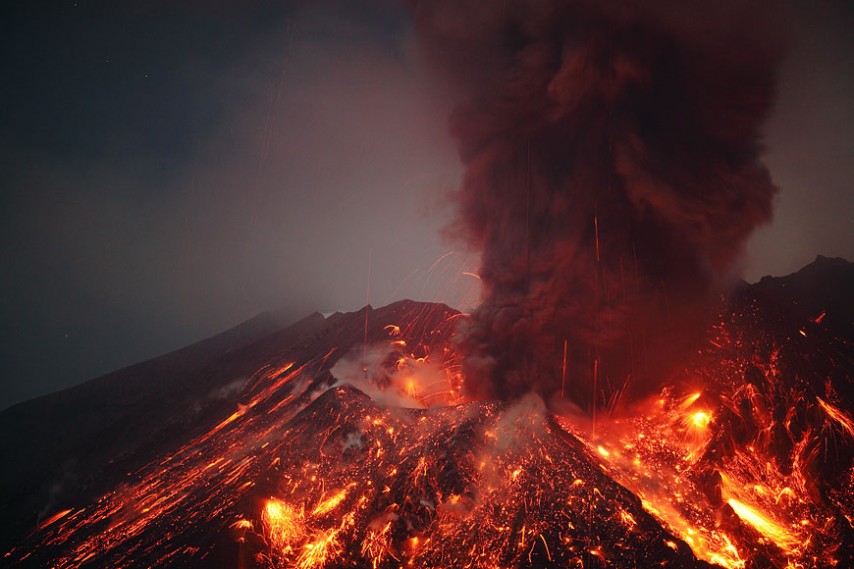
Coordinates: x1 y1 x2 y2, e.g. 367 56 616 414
411 0 783 405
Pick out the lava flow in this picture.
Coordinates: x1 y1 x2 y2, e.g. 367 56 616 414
4 259 853 569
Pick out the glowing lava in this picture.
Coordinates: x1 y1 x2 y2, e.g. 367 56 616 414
5 290 852 568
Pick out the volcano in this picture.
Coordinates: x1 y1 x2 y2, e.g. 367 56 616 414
2 256 852 569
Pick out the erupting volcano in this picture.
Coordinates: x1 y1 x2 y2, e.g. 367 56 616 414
2 258 853 568
3 1 852 568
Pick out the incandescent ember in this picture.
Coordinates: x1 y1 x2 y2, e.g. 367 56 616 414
2 258 853 569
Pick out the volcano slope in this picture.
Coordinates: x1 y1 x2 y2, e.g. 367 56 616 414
2 257 852 568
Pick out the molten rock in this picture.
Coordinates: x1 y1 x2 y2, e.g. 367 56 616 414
2 258 852 568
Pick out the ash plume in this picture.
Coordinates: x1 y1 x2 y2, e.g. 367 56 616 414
411 0 784 405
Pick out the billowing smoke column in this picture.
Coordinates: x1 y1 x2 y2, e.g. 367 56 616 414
411 1 783 406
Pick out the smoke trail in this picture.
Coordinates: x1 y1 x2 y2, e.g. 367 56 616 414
411 0 783 405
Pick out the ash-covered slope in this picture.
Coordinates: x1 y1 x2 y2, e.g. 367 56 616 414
3 298 707 569
3 257 853 569
0 301 457 556
7 383 709 569
244 385 708 569
0 308 327 544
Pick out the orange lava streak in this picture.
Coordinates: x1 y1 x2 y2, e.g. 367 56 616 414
725 498 800 551
817 396 854 438
37 509 73 531
311 487 351 516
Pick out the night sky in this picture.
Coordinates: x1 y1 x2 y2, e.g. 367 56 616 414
1 0 851 411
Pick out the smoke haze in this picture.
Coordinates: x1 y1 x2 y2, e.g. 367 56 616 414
0 2 464 410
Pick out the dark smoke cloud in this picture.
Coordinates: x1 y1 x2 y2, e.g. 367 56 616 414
411 0 784 406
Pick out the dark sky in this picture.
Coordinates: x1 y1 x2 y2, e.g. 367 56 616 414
1 0 851 411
